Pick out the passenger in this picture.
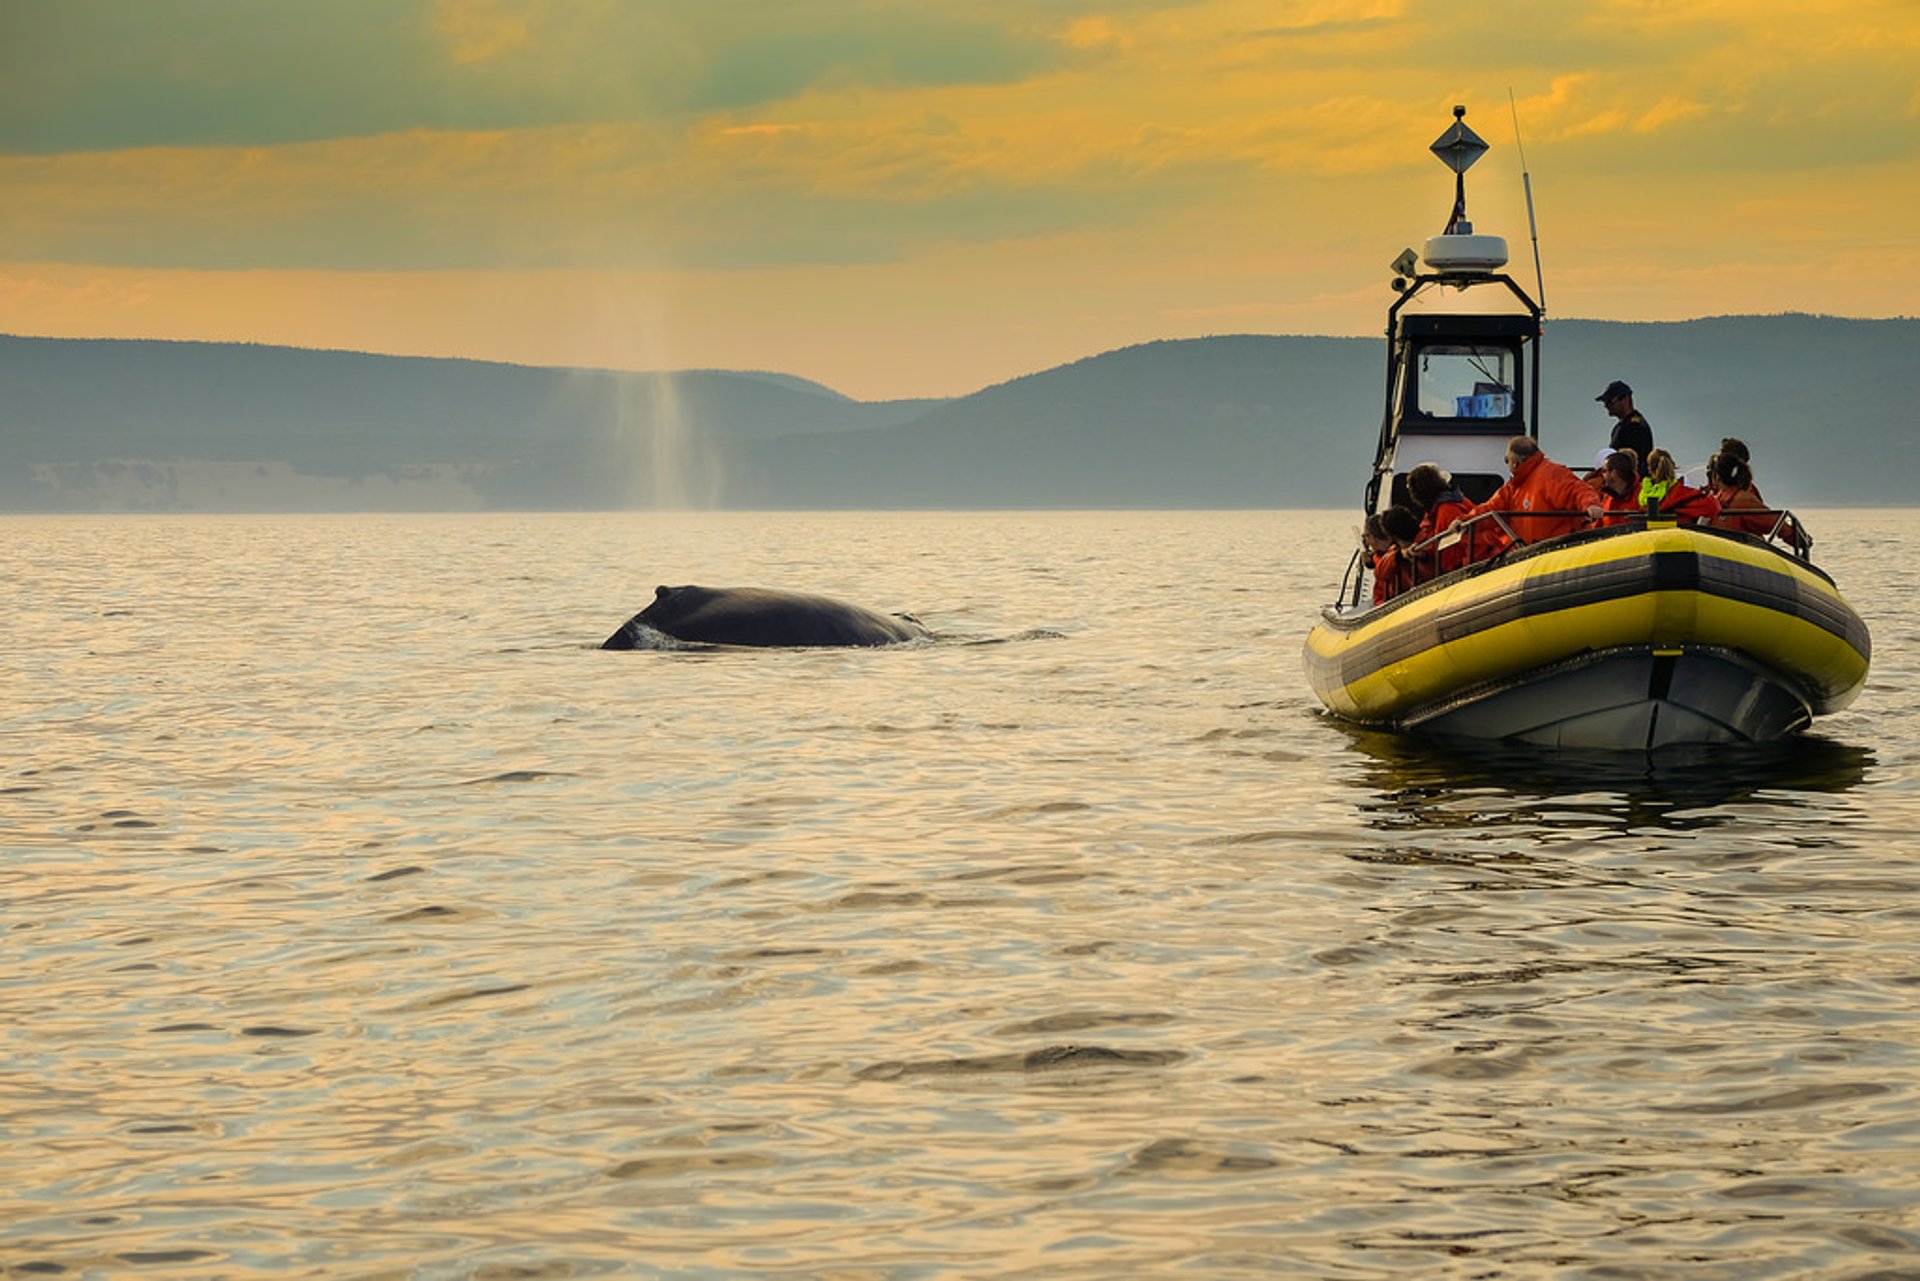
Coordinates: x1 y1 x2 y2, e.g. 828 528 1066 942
1449 436 1603 559
1593 448 1643 524
1363 514 1394 605
1365 506 1421 605
1716 436 1766 504
1579 447 1612 488
1404 463 1473 578
1639 448 1720 524
1597 380 1654 473
1709 451 1804 547
1382 504 1421 548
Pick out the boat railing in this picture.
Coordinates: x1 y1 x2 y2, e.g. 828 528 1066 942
1722 508 1814 559
1346 505 1816 609
1340 545 1363 607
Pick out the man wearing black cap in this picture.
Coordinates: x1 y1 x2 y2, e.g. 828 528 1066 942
1597 380 1653 474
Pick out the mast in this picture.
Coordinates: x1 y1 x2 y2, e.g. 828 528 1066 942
1367 106 1542 514
1508 89 1547 317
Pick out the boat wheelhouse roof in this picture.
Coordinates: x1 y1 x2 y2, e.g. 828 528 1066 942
1397 313 1538 341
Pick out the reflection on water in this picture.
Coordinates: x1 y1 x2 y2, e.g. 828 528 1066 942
1343 725 1879 832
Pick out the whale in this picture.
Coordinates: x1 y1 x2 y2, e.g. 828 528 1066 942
602 585 930 650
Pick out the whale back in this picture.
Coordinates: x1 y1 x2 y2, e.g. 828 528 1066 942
603 584 926 649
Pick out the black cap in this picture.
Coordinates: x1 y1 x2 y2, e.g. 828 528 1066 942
1596 380 1632 402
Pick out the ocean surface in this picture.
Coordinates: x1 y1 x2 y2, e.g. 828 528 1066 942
4 508 1918 1280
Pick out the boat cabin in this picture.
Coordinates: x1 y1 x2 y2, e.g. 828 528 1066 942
1368 283 1542 516
1364 106 1544 518
1376 312 1538 510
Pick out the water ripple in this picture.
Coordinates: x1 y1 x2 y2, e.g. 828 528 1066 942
2 510 1916 1277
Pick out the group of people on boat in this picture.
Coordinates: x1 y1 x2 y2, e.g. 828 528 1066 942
1363 463 1471 602
1364 382 1802 605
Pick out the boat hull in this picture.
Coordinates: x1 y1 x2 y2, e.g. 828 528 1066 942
1303 526 1871 750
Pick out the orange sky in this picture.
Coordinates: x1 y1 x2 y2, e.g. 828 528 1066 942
3 0 1916 400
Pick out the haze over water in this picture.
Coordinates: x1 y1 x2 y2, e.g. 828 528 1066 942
5 509 1918 1278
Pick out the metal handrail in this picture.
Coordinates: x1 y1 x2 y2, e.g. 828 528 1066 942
1587 506 1812 562
1344 503 1818 609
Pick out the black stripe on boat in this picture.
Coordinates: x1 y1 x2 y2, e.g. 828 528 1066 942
1331 543 1871 690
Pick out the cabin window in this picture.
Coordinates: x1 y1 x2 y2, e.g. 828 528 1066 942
1416 345 1517 420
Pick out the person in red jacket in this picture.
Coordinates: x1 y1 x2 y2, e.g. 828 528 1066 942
1716 437 1765 504
1592 449 1644 525
1365 506 1421 605
1639 449 1720 524
1707 451 1772 535
1450 436 1603 560
1708 449 1804 547
1405 463 1474 579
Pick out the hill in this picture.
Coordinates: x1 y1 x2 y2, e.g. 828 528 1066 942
0 337 938 510
1536 315 1912 501
727 335 1377 508
1 316 1910 511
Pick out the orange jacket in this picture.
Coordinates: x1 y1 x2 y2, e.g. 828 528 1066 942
1595 488 1642 526
1371 547 1409 605
1461 451 1599 551
1711 484 1803 545
1414 495 1474 577
1649 482 1721 525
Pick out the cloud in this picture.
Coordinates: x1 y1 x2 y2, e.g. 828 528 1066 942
1063 17 1122 50
0 1 442 153
0 0 1075 154
4 0 1918 393
8 0 1916 276
1246 0 1404 40
434 0 533 65
0 114 1141 271
1633 98 1711 135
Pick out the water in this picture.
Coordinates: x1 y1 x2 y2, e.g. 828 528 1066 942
4 509 1917 1279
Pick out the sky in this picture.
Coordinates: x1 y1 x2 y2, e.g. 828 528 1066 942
2 0 1916 401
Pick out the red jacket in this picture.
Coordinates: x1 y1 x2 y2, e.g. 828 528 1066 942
1414 496 1474 577
1594 488 1642 526
1711 484 1803 545
1648 482 1720 525
1371 547 1409 605
1461 451 1599 554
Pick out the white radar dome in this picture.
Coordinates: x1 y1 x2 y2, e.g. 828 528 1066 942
1422 233 1509 273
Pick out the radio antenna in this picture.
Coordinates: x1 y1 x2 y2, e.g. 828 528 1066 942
1509 87 1546 315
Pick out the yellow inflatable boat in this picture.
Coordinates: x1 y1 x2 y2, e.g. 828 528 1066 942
1304 521 1870 748
1302 107 1870 749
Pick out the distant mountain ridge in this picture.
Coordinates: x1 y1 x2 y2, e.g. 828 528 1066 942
2 316 1911 511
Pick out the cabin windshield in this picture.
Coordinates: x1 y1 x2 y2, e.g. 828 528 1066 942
1417 344 1517 420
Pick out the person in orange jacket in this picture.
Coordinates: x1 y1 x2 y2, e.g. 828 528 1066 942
1715 436 1765 504
1707 450 1772 535
1449 436 1603 560
1365 505 1421 605
1593 449 1644 525
1405 463 1474 579
1708 447 1806 548
1639 449 1721 525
